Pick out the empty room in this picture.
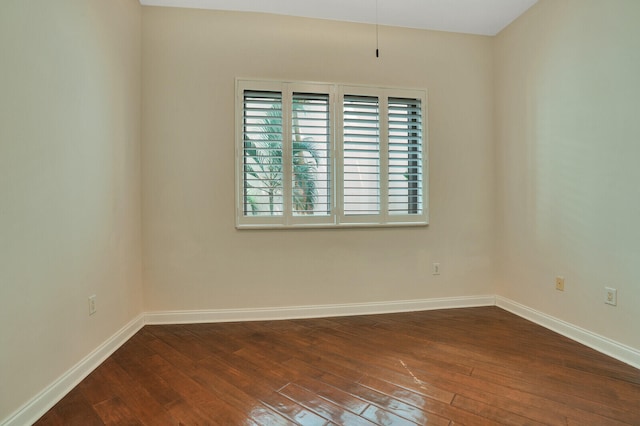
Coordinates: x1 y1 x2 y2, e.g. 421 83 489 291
1 0 639 424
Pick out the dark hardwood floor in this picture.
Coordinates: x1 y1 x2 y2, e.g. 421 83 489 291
35 307 640 425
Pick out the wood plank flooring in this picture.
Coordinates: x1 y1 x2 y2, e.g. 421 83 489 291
35 307 640 425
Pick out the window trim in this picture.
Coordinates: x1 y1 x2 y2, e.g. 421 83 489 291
235 78 429 229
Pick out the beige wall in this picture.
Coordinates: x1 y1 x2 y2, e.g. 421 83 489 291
0 0 142 421
141 7 496 311
495 0 640 349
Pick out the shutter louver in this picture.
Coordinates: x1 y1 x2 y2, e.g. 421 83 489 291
242 91 284 216
292 93 331 216
388 98 423 215
343 95 380 215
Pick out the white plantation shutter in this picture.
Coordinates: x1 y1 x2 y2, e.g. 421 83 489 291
236 79 427 229
343 95 380 215
388 97 423 215
292 93 331 216
242 91 284 216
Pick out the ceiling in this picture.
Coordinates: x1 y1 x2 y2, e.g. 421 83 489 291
139 0 538 36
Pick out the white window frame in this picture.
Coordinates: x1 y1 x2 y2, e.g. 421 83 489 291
235 78 428 229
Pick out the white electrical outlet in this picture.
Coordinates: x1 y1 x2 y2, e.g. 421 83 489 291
432 263 441 275
604 287 617 306
555 276 565 291
89 295 97 315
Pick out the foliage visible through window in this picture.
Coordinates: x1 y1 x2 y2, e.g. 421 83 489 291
242 91 283 216
236 80 427 228
292 93 331 216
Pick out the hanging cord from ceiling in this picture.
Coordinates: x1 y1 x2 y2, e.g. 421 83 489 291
375 0 379 57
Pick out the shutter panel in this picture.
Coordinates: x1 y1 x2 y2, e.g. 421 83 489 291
388 97 423 215
343 95 380 215
242 91 284 216
292 93 331 216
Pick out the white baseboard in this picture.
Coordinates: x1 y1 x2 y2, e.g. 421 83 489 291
496 296 640 370
1 314 145 426
144 295 497 325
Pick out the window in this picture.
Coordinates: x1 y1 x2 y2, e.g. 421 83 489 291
241 90 284 217
342 95 380 216
236 79 428 228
